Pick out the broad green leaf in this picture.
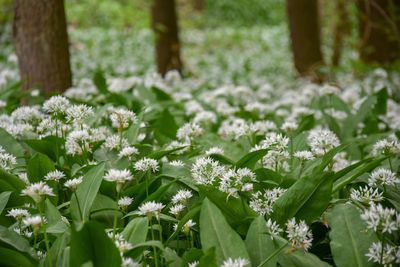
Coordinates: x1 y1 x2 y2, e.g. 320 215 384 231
278 250 332 267
236 149 268 169
0 169 25 192
153 109 178 142
27 153 55 183
70 221 121 267
200 198 250 266
0 128 25 161
271 172 333 225
165 205 201 245
45 199 69 234
245 216 282 267
327 203 378 267
93 68 108 94
0 225 34 255
0 247 37 267
70 163 105 222
0 191 11 215
122 217 148 245
147 146 186 159
24 137 60 162
208 154 235 165
198 247 218 267
50 232 70 267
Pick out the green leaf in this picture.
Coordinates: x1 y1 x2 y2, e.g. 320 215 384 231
122 217 148 245
372 87 388 115
70 163 105 222
198 247 218 267
245 216 282 267
0 128 25 160
0 247 37 267
50 232 70 267
70 221 121 267
200 198 250 266
24 137 59 162
93 69 108 94
27 153 55 183
278 250 332 267
271 172 334 225
327 203 378 267
0 191 12 215
208 154 235 165
235 149 268 169
153 109 178 142
0 225 34 255
45 199 69 234
165 205 201 245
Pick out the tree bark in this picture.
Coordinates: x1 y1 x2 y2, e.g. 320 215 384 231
331 0 350 67
13 0 72 96
357 0 400 65
151 0 183 76
192 0 204 11
286 0 324 81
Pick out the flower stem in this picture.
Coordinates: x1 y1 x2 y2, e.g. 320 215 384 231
38 203 53 267
74 191 83 222
150 220 159 267
257 242 287 267
112 191 120 240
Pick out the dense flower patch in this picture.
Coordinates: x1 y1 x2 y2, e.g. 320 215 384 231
0 27 399 267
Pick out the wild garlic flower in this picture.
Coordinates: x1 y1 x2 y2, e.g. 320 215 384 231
193 111 217 124
182 219 196 234
249 188 286 216
109 107 137 130
205 147 224 155
42 96 70 116
221 257 249 267
138 201 164 220
372 138 400 156
260 132 289 151
109 233 133 254
103 134 129 151
266 218 283 238
0 151 17 170
23 215 45 232
104 169 133 192
118 146 139 160
65 129 92 155
169 160 185 167
169 204 185 217
122 257 140 267
249 120 277 135
350 186 383 204
219 168 256 198
262 150 290 172
171 189 193 204
294 151 315 161
281 120 298 133
118 197 133 209
176 122 204 143
66 104 94 124
64 177 83 190
187 261 199 267
361 203 399 234
218 117 249 140
11 106 43 124
21 182 54 203
366 242 398 267
6 208 30 220
191 157 225 185
134 158 159 173
44 170 66 181
286 218 313 251
368 168 399 187
307 128 340 156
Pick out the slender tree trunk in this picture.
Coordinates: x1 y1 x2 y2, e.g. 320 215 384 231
151 0 183 76
13 0 72 96
286 0 324 81
357 0 400 65
192 0 204 11
331 0 350 67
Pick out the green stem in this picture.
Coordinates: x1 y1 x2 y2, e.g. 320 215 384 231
74 191 83 222
388 157 393 172
380 235 385 265
38 203 53 267
150 220 159 267
112 191 120 239
257 242 287 267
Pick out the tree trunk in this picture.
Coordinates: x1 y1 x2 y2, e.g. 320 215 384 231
151 0 183 77
286 0 324 81
13 0 72 96
192 0 204 11
357 0 400 65
331 0 350 67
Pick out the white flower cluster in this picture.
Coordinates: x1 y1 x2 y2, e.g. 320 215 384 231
249 188 286 216
307 128 340 156
286 218 313 251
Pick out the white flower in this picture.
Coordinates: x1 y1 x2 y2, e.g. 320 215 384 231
65 129 91 155
294 151 315 161
44 170 66 181
286 218 313 251
138 201 164 220
122 257 140 267
281 121 298 132
182 219 196 234
176 122 204 142
260 132 289 151
66 104 94 124
266 219 283 238
350 186 383 204
64 177 83 190
249 188 286 216
191 157 225 185
11 106 43 124
221 257 249 267
42 96 70 115
104 169 133 192
169 160 185 167
23 215 44 231
109 107 137 129
188 261 199 267
169 204 185 217
103 134 129 151
366 242 398 267
372 138 400 156
205 147 224 155
361 203 398 234
0 151 17 170
21 182 54 203
6 208 30 220
118 197 134 208
134 158 159 173
307 128 340 156
219 168 256 198
368 168 399 187
172 189 193 204
119 146 139 159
